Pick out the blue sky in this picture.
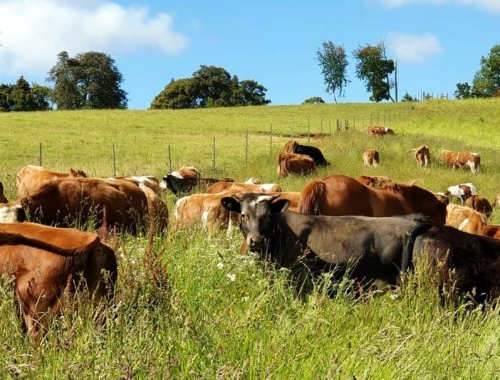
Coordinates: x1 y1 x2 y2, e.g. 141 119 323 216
0 0 499 109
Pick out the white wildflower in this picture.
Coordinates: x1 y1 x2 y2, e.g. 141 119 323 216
217 262 224 269
226 273 236 281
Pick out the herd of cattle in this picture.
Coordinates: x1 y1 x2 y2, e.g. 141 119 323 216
0 133 498 338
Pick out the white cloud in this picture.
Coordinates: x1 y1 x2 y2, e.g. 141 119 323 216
459 0 500 13
386 32 442 63
380 0 500 12
0 0 189 75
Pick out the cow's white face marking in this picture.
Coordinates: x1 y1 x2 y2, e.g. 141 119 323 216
0 204 22 223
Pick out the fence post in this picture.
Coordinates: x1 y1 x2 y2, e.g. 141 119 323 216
212 137 216 171
112 143 116 177
39 142 42 166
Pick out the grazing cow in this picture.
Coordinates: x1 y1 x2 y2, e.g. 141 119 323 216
299 175 447 225
409 145 430 168
206 181 282 194
173 190 240 233
0 181 8 203
465 195 493 218
0 223 117 338
445 183 477 203
0 178 149 234
404 224 500 305
357 175 392 188
362 149 380 167
170 166 200 179
440 150 481 174
283 140 329 166
481 225 500 240
367 126 395 136
16 165 87 198
446 203 486 234
278 153 316 178
221 193 430 291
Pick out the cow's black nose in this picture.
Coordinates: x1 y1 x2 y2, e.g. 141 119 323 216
249 236 264 249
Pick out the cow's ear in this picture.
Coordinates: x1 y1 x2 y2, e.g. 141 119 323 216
221 197 241 214
271 199 290 214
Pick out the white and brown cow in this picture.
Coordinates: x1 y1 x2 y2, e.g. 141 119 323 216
409 145 431 168
362 149 380 167
445 183 477 203
367 126 395 136
440 150 481 174
446 203 486 235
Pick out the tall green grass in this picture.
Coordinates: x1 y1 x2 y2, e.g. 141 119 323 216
2 99 500 378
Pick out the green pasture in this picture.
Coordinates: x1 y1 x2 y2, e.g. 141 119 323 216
1 98 500 378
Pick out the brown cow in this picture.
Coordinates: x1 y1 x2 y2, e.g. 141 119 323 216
440 150 481 174
465 195 493 218
0 178 149 234
481 225 500 240
173 190 241 233
446 203 486 234
0 222 117 338
283 140 298 153
491 194 500 209
112 175 162 196
170 166 200 179
362 149 380 167
409 145 431 168
16 165 87 198
277 153 316 178
367 126 395 136
357 175 392 188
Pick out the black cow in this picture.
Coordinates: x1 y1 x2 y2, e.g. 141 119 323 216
162 175 234 196
293 144 329 166
404 223 500 305
221 192 429 291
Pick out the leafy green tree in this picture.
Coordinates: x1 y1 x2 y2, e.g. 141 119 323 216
472 44 500 98
454 82 473 99
316 41 349 103
150 78 199 109
303 96 325 104
151 65 270 109
47 51 128 110
401 92 418 102
0 77 52 112
353 43 395 102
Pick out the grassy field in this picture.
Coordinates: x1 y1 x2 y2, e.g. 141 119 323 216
1 98 500 378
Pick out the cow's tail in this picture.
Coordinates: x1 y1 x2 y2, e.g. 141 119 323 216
298 179 326 215
401 222 435 273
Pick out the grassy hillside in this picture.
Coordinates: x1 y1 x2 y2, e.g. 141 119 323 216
1 99 500 378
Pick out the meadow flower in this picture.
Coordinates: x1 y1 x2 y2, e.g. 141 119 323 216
226 273 236 281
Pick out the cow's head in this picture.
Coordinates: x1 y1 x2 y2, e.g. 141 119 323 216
221 193 290 252
162 175 196 195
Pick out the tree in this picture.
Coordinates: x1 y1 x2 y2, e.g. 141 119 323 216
401 92 418 102
316 42 349 103
472 44 500 98
454 82 473 99
303 96 325 104
353 42 396 102
151 65 270 109
47 51 128 110
0 76 52 112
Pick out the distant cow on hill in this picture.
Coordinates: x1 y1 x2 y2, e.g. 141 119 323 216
283 140 328 166
409 145 431 168
277 153 316 178
362 149 380 167
440 150 480 174
367 126 395 136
